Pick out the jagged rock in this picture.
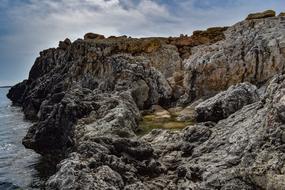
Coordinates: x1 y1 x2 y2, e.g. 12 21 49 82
184 15 285 100
7 13 285 190
58 38 71 50
279 12 285 17
246 10 276 20
140 74 285 189
7 79 28 105
195 82 259 122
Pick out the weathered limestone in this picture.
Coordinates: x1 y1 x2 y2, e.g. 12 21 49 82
7 11 285 190
184 15 285 101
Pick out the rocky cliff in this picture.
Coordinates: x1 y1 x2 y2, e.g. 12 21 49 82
7 11 285 189
184 13 285 101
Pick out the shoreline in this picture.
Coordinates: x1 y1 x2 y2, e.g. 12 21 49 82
7 10 285 189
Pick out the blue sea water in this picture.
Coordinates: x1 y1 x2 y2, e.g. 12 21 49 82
0 88 50 190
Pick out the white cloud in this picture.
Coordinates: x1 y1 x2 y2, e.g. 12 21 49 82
3 0 174 53
0 0 177 84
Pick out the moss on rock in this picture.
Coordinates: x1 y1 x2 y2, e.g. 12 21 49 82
246 10 276 20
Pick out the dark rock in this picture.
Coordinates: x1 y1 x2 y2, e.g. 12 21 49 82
7 79 28 105
84 33 105 40
58 38 71 50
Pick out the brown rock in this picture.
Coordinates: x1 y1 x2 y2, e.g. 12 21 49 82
246 10 276 20
84 33 105 40
279 12 285 17
168 27 228 59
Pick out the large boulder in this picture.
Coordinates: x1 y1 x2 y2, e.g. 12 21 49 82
195 82 259 122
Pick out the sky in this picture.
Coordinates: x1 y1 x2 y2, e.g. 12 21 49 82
0 0 285 86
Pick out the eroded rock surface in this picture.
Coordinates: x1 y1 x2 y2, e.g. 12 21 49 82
141 74 285 189
7 12 285 190
45 74 285 189
184 15 285 101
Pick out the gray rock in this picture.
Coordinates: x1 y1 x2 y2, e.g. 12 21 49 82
195 82 259 122
7 15 285 190
140 74 285 189
184 16 285 101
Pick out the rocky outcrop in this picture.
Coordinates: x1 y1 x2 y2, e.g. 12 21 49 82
7 80 28 106
8 25 229 155
184 14 285 101
7 11 285 190
18 51 175 155
195 82 259 122
45 74 285 189
246 10 276 20
140 74 285 189
37 74 285 189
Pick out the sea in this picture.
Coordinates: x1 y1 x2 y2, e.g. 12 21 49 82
0 88 53 190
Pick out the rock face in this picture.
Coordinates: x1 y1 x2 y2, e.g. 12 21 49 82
195 82 260 122
7 11 285 190
184 15 285 101
11 50 174 155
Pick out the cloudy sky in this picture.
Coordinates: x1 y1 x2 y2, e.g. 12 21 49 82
0 0 284 86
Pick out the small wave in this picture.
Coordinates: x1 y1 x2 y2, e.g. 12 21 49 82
0 181 21 190
0 143 16 152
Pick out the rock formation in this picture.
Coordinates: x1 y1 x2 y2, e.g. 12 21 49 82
184 12 285 101
7 10 285 189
